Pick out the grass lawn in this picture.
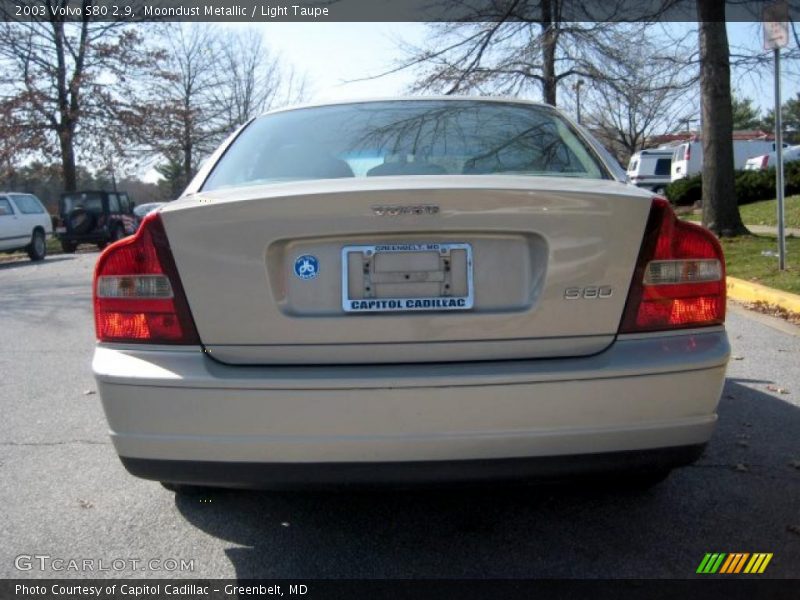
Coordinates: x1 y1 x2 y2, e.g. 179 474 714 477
683 194 800 228
720 234 800 295
46 237 63 254
737 194 800 228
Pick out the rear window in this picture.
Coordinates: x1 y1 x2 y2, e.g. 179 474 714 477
62 193 103 214
203 101 609 191
10 194 45 214
0 198 13 216
654 158 671 176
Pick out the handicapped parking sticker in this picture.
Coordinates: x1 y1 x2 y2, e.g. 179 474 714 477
294 255 319 280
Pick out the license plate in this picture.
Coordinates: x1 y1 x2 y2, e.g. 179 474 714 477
341 243 474 313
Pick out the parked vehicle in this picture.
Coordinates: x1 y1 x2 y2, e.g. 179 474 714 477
92 98 729 491
671 139 787 181
744 145 800 170
0 192 52 261
626 149 673 193
56 190 137 252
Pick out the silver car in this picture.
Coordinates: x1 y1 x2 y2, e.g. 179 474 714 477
92 98 729 490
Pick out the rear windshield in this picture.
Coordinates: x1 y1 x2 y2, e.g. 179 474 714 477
202 101 609 191
62 193 103 214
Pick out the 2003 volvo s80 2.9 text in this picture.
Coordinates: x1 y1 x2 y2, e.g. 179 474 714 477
91 98 729 491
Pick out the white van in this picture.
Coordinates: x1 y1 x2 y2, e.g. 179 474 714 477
0 193 52 261
626 149 673 193
671 140 787 181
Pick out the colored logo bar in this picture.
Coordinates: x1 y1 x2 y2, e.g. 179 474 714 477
697 553 773 574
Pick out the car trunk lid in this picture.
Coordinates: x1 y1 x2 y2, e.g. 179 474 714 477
162 176 652 364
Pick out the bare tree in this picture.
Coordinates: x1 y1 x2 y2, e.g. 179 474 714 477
140 23 230 190
141 24 308 190
581 30 696 162
217 28 308 129
0 2 162 191
367 2 680 106
697 2 747 236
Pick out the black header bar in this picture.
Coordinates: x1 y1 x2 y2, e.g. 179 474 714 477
2 0 798 23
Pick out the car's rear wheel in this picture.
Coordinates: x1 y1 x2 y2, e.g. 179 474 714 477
60 240 78 253
27 229 46 261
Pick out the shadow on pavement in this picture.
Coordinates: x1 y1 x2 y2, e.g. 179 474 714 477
174 381 800 578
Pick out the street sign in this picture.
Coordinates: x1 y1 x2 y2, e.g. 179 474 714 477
763 1 789 50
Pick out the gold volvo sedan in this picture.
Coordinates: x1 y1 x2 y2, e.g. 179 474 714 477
92 98 729 491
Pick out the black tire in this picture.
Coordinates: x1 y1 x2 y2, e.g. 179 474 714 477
60 240 78 253
27 229 46 261
67 208 95 235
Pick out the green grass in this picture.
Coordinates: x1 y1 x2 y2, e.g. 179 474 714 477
737 195 800 229
681 195 800 228
46 238 62 254
720 234 800 295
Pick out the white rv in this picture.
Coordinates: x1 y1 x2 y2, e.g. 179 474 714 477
626 149 673 193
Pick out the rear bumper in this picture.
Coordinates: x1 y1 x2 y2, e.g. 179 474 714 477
122 445 706 489
93 329 729 486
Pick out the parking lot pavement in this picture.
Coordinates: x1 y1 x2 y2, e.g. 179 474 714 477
1 252 799 579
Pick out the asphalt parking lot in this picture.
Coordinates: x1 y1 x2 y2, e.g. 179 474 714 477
1 252 799 579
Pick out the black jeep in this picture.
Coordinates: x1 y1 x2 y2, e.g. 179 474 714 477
56 190 137 252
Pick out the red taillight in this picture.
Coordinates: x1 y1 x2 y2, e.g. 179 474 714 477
684 145 691 161
619 197 725 333
93 212 200 344
761 155 770 169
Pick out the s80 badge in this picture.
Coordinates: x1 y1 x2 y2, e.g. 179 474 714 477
294 255 319 280
564 285 613 299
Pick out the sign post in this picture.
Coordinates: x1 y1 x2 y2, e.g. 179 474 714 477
763 1 789 270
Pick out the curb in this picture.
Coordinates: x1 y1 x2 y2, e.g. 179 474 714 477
727 276 800 314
